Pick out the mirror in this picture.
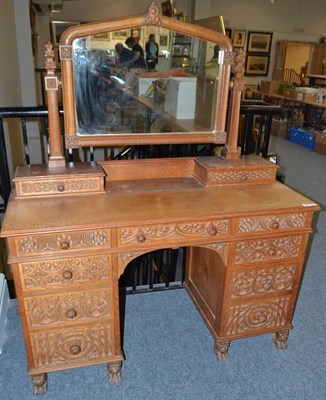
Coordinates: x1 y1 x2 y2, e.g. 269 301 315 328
59 1 234 148
73 32 221 135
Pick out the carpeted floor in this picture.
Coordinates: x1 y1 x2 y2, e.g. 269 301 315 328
0 137 325 400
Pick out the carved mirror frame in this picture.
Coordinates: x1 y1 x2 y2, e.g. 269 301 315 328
56 1 244 159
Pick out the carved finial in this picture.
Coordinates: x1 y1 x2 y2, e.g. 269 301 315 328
45 41 56 75
144 1 162 26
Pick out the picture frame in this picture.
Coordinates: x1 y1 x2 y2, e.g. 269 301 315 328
91 32 110 41
225 29 232 39
245 55 270 76
232 30 246 48
159 35 168 47
131 28 141 38
247 31 273 53
51 21 79 46
112 30 129 40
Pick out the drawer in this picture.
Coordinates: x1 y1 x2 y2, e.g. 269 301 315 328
25 288 113 328
31 322 114 368
19 255 112 290
224 295 292 336
118 219 230 248
229 263 299 299
234 235 304 265
236 213 307 235
207 167 276 185
15 229 111 257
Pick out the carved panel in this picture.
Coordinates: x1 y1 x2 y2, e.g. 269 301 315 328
238 213 306 233
26 289 112 327
20 256 111 289
235 235 302 264
118 250 148 276
32 324 113 367
144 1 162 26
119 220 229 246
231 264 297 298
65 135 79 149
210 169 274 184
59 45 73 60
226 297 291 335
202 242 228 264
16 229 110 256
44 76 58 91
21 178 100 195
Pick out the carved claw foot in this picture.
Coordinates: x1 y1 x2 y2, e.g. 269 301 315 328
107 361 122 383
273 330 289 349
32 373 48 395
214 340 230 361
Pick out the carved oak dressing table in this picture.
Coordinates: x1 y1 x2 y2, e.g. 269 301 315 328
0 2 319 395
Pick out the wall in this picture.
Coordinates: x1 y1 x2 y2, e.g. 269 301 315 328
284 42 312 75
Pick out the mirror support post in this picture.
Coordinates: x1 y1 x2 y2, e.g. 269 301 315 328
44 42 65 168
221 48 245 159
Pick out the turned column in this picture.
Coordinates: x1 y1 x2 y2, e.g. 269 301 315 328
44 42 65 168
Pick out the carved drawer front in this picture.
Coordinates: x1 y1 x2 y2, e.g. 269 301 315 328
15 229 111 257
31 323 114 369
207 167 276 185
234 235 303 265
15 176 104 198
230 263 298 299
19 255 112 290
25 289 113 328
118 219 230 248
236 213 306 235
225 296 292 336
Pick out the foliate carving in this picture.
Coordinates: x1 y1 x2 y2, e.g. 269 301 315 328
144 1 162 26
238 214 306 233
118 250 148 276
27 290 112 327
215 131 227 144
65 135 79 148
107 361 122 383
222 51 235 65
232 48 245 93
21 178 100 194
59 45 73 60
202 243 228 264
235 236 302 264
21 256 111 289
233 78 244 92
226 297 291 335
231 264 297 298
45 76 58 91
120 220 229 245
32 324 113 367
16 229 110 255
273 330 290 349
211 169 273 183
44 41 56 74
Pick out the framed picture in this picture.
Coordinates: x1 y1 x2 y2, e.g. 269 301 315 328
51 21 79 46
159 35 168 47
225 29 232 39
91 32 110 41
131 28 141 38
112 30 129 40
247 31 273 53
232 30 246 48
245 55 270 76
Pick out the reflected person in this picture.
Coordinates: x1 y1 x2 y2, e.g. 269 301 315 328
125 36 146 69
115 42 132 66
145 34 159 69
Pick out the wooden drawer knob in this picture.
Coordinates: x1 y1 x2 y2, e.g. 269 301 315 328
57 184 65 192
62 270 73 280
240 174 248 181
60 241 70 250
271 221 280 229
65 309 77 319
137 234 146 243
208 228 217 236
69 344 81 355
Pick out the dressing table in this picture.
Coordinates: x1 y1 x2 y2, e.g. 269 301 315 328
0 2 319 395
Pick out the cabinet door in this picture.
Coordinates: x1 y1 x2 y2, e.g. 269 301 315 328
310 44 326 75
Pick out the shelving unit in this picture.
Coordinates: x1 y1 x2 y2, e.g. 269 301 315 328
171 33 192 67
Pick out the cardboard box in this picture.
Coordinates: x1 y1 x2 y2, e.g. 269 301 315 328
260 80 283 95
289 127 315 150
164 77 197 119
195 76 218 129
294 87 318 102
314 130 326 154
271 118 289 138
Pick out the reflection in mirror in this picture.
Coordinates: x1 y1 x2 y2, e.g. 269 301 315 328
72 28 221 136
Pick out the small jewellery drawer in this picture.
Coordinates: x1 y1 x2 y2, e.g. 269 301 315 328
234 235 304 265
15 229 111 257
207 167 276 185
118 219 230 248
236 213 307 235
24 289 113 328
31 323 114 369
19 255 112 290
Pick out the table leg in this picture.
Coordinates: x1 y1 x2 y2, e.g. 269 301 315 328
107 361 122 383
273 330 289 349
32 373 48 395
214 340 230 361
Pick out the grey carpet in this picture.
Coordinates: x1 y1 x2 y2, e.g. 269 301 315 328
0 136 325 400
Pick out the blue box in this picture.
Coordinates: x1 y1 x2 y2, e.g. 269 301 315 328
289 127 315 150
